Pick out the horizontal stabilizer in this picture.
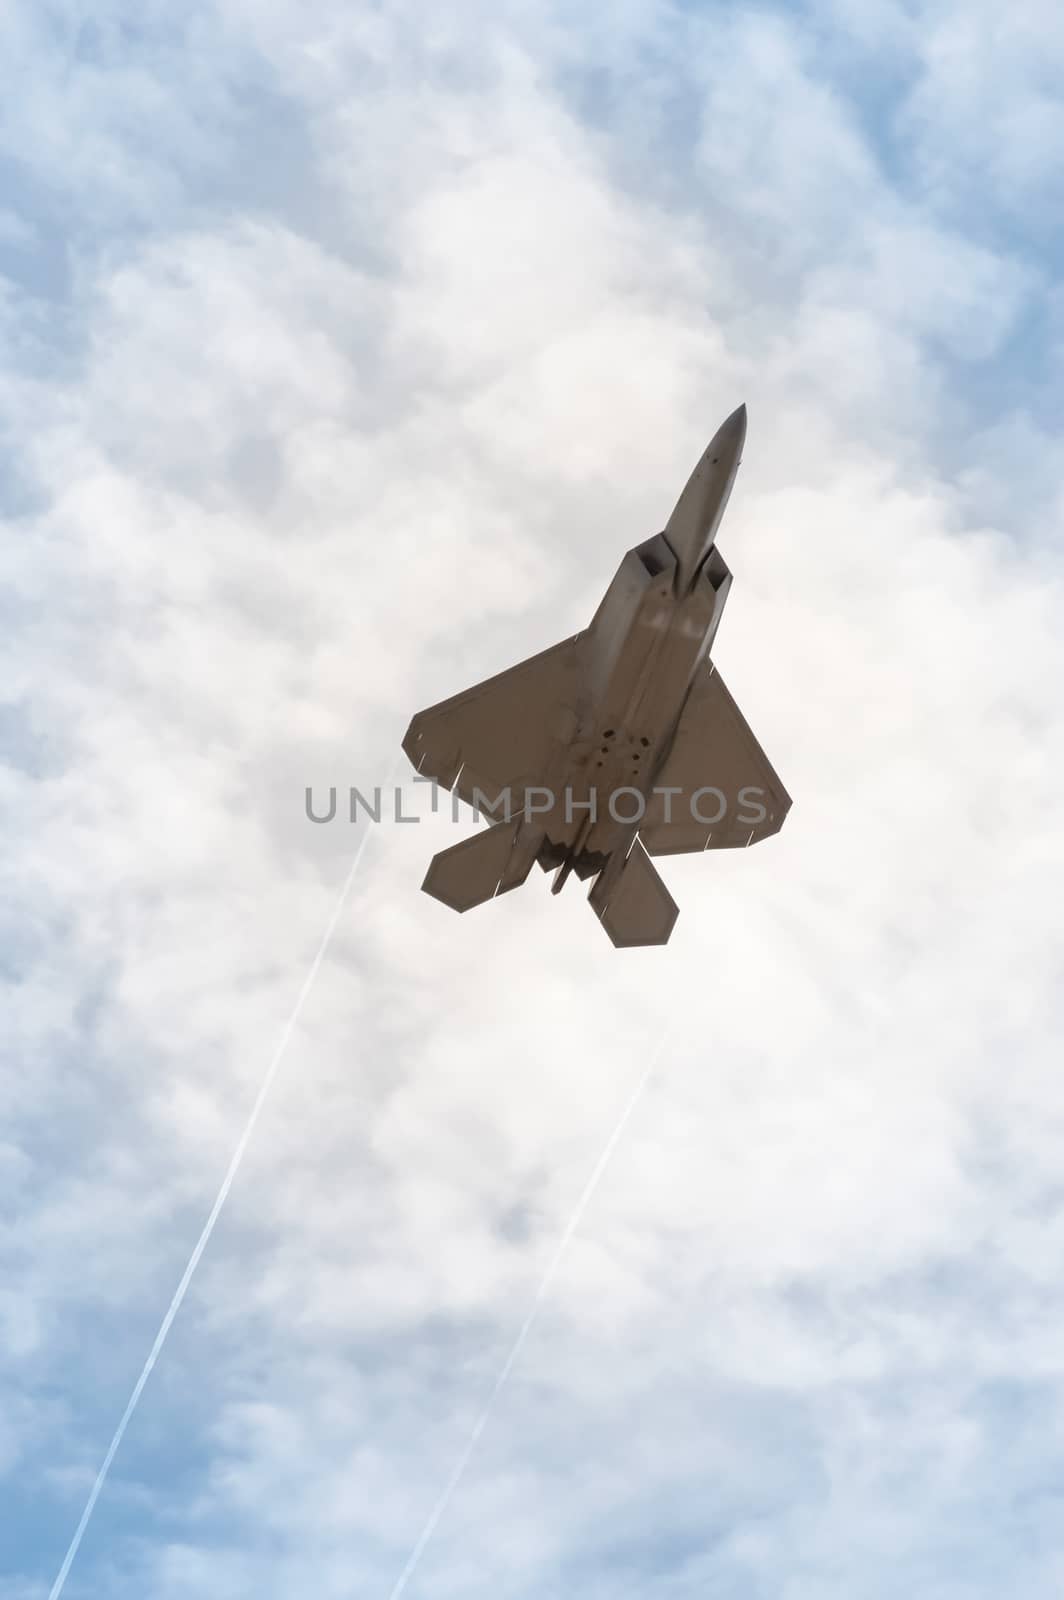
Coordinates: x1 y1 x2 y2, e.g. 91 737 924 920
589 839 678 948
422 820 529 913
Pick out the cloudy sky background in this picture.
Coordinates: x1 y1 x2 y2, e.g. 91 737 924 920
3 1 1064 1595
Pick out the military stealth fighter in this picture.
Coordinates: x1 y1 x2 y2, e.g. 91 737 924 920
402 405 791 947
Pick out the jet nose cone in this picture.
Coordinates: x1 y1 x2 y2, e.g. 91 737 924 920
701 404 747 471
663 403 748 589
718 402 747 452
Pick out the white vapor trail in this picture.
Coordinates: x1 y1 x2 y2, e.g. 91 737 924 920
386 1027 672 1600
49 796 392 1600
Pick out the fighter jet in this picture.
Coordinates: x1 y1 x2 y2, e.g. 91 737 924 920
402 405 791 947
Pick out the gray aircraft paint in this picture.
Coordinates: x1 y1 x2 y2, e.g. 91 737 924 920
402 405 791 947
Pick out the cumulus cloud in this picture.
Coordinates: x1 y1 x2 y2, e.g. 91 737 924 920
2 1 1063 1597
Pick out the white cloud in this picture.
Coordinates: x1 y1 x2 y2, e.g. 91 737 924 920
900 0 1064 218
3 2 1064 1597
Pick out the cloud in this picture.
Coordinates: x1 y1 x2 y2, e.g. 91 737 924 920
3 2 1064 1598
898 0 1064 222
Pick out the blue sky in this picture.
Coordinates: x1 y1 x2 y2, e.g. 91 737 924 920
2 2 1064 1597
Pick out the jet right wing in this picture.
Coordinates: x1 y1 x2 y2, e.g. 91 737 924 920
402 633 587 813
639 662 791 854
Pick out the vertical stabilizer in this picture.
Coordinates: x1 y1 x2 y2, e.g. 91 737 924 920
422 819 533 912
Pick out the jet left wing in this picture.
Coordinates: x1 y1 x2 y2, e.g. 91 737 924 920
640 663 791 854
402 634 587 813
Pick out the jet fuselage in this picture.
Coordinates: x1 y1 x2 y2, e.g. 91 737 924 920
528 404 746 883
532 533 732 885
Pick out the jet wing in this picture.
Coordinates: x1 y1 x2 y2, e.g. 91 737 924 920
402 634 587 813
639 663 791 854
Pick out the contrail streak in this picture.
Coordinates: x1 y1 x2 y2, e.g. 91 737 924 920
49 810 388 1600
386 1028 672 1600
